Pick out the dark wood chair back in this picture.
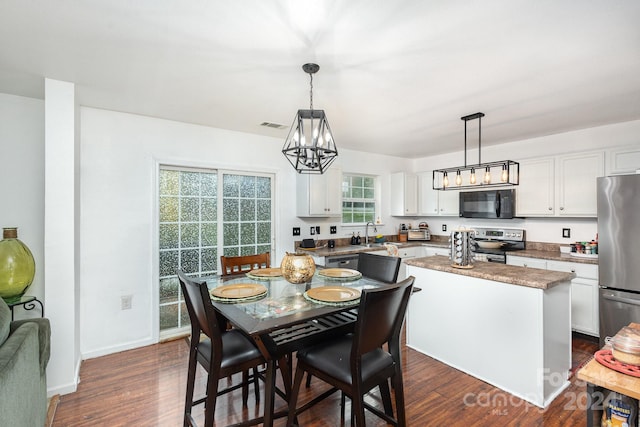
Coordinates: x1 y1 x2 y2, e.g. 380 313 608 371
177 269 264 426
287 276 415 427
357 252 401 283
353 275 414 357
177 269 224 353
220 252 270 276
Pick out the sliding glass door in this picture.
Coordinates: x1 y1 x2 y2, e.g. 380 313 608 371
158 166 273 337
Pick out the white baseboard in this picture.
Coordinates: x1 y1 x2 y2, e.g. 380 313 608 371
81 336 156 360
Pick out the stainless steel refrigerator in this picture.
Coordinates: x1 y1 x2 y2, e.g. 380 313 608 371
597 173 640 346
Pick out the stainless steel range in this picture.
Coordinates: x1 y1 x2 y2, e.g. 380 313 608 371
472 227 526 264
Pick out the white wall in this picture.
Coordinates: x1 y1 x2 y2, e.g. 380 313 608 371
0 93 44 306
79 107 412 358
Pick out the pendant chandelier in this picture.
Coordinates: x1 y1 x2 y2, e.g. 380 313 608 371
282 63 338 174
433 112 519 190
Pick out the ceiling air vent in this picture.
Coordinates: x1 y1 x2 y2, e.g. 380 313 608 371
260 121 287 130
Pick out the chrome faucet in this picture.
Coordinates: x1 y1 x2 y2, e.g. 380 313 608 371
365 221 376 245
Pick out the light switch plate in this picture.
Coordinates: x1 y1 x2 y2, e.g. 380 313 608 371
330 226 337 234
442 224 447 232
562 228 571 238
310 227 315 235
293 227 300 236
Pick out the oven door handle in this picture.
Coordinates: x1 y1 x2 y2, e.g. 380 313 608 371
601 293 640 306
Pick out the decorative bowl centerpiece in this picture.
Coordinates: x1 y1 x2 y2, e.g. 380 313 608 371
280 252 316 284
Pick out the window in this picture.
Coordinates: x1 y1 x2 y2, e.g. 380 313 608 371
342 174 377 224
158 167 273 337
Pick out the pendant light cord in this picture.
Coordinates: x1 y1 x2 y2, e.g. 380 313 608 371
309 72 314 111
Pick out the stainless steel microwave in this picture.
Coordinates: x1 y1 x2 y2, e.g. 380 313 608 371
459 189 515 219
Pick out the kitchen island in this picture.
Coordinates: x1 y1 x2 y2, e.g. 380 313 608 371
405 256 575 408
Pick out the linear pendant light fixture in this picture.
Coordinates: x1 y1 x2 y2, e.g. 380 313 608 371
433 112 519 190
282 63 338 174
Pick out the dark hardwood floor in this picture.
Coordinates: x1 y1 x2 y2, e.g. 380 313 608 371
51 333 599 426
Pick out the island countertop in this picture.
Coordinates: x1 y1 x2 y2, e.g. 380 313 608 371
405 255 575 289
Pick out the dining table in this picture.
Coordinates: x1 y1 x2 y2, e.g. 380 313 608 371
202 267 387 427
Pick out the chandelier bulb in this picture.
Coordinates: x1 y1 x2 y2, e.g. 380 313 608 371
484 167 491 184
455 170 462 186
469 168 476 185
443 171 449 188
501 164 509 183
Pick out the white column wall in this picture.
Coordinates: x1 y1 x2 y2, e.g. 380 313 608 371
44 79 80 395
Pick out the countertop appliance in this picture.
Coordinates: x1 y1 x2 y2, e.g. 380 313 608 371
597 174 640 346
471 227 526 263
459 189 515 219
407 229 430 241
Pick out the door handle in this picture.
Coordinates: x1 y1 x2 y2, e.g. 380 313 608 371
495 196 501 217
601 293 640 306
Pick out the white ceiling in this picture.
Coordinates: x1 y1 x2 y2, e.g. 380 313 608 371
1 1 639 158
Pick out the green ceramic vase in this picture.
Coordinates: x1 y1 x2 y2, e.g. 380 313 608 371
0 227 36 303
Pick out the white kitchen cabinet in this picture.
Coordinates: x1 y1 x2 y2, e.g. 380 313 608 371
397 246 421 281
515 152 604 217
418 172 459 216
546 260 599 337
516 157 555 216
390 172 419 216
506 255 548 270
557 151 604 216
296 167 342 217
507 255 599 337
606 145 640 175
422 246 449 257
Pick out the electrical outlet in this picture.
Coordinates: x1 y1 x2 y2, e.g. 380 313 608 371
442 224 447 232
562 228 571 238
330 226 337 234
310 227 315 235
315 226 320 234
121 295 132 310
293 227 300 236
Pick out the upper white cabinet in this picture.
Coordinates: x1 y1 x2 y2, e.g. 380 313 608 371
606 145 640 175
296 167 342 217
418 172 459 216
515 158 555 216
390 172 419 216
557 151 605 216
516 151 604 217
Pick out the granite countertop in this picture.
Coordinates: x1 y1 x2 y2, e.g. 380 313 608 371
405 255 575 290
299 240 449 258
509 249 598 265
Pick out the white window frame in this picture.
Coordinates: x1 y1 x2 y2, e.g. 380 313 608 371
341 173 379 226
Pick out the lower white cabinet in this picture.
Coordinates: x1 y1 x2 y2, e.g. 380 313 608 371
507 255 599 337
422 246 449 257
506 255 548 270
397 247 421 281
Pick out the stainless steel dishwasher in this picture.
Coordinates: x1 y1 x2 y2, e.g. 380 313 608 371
325 254 359 269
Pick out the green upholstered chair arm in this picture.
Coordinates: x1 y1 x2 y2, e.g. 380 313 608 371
10 318 51 375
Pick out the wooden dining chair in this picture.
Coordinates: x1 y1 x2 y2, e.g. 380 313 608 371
304 252 401 389
287 276 415 427
177 269 266 427
220 252 270 276
357 252 402 283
